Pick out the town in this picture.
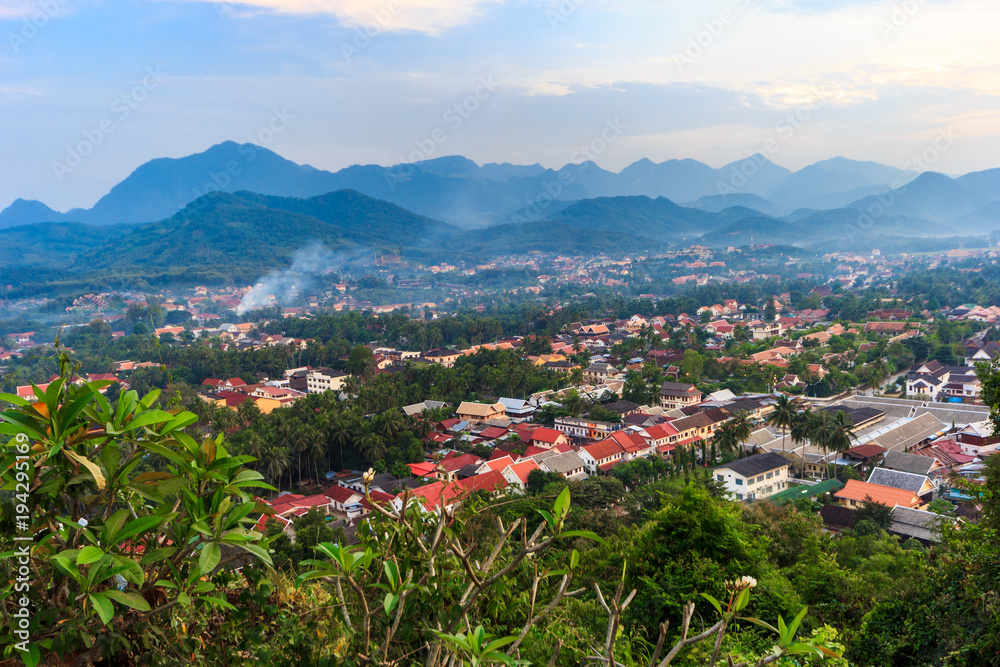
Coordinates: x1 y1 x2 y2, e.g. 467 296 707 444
5 244 999 555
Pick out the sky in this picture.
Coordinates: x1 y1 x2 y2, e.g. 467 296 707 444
2 0 1000 211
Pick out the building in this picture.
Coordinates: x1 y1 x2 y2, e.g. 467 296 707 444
578 439 626 475
306 368 349 394
539 450 588 481
456 401 507 425
553 416 624 441
833 479 921 509
658 382 701 410
423 348 462 368
712 452 790 501
749 322 781 340
867 467 936 503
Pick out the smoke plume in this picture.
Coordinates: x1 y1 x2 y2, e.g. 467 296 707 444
236 242 345 315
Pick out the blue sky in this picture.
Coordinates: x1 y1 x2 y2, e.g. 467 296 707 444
2 0 998 210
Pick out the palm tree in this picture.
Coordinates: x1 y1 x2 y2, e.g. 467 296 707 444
713 422 739 461
789 409 813 476
826 410 857 481
728 409 754 458
358 420 387 464
810 411 835 479
376 409 406 440
262 445 290 488
327 413 354 471
767 394 797 455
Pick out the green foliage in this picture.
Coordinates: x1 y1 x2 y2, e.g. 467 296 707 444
0 360 274 665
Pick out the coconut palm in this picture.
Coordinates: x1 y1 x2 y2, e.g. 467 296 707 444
826 409 857 481
376 409 406 440
358 420 387 464
728 409 754 458
713 422 739 460
328 413 354 471
766 394 797 454
789 409 814 475
810 411 835 479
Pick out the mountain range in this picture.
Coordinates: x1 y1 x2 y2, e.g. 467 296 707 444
1 141 966 230
3 142 1000 290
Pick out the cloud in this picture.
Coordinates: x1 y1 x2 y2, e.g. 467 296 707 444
179 0 503 34
0 0 71 20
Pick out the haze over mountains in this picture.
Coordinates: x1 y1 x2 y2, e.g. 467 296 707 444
2 141 1000 280
0 140 962 230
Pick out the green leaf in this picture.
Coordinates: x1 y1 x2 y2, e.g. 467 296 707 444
383 560 400 589
570 549 579 570
123 410 176 432
90 593 114 625
102 509 129 544
140 547 176 566
199 542 221 575
553 485 570 519
740 616 779 634
237 542 273 566
557 529 607 545
383 592 399 616
0 392 30 406
102 589 151 612
700 592 723 617
735 586 750 612
77 546 105 566
785 606 809 645
116 515 164 544
536 509 555 531
23 642 41 667
197 595 236 611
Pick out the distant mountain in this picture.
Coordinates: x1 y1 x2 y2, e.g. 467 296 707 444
957 201 1000 234
3 144 997 236
479 162 547 182
956 167 1000 200
72 190 462 273
717 154 793 197
844 172 990 224
685 193 790 218
767 157 917 210
543 195 728 242
0 222 129 267
700 217 808 247
0 199 75 227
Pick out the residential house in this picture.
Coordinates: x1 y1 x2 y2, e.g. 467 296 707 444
423 348 462 368
456 401 507 424
834 479 921 509
539 451 588 481
749 322 781 339
867 467 936 503
553 416 624 441
658 381 701 410
712 452 790 501
578 439 626 475
529 427 570 450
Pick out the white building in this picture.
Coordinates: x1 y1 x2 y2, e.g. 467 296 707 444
712 452 790 501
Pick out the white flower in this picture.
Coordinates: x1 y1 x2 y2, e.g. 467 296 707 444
363 468 376 485
739 575 757 589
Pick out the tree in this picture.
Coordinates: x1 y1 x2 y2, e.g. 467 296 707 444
0 363 274 665
826 410 857 480
767 394 797 455
680 348 704 380
728 409 754 457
